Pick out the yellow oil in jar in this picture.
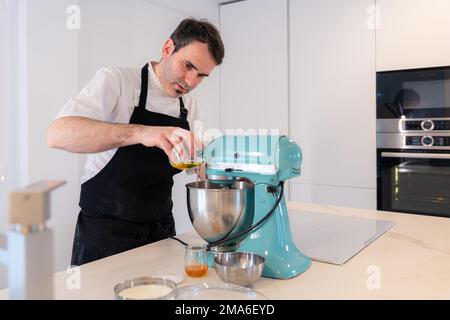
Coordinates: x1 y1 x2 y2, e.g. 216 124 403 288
170 162 203 170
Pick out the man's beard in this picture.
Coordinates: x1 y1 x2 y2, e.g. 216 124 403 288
173 79 190 96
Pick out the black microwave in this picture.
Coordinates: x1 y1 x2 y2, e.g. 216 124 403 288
377 66 450 119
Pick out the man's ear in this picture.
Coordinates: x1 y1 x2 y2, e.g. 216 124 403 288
162 38 176 59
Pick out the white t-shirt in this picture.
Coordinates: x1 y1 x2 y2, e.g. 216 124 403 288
56 63 201 183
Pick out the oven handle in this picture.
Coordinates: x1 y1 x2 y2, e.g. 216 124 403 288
381 152 450 160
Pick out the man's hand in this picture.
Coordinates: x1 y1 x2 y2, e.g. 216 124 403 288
138 126 202 162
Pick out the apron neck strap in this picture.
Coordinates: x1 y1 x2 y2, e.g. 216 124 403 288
138 63 149 109
179 97 188 121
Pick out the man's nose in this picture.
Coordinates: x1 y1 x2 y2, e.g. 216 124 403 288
185 70 200 88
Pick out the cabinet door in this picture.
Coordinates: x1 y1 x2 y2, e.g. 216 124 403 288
219 0 288 134
289 0 376 205
377 0 450 71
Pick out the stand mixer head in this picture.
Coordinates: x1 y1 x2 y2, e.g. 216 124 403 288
186 135 311 279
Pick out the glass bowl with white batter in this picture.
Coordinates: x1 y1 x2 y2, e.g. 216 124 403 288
114 276 177 300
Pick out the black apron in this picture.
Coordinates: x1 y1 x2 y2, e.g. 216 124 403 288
71 63 190 266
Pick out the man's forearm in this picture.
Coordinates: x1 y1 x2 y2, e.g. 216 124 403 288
47 116 143 153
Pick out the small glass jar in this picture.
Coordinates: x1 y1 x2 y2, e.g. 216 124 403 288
184 244 208 278
170 143 204 171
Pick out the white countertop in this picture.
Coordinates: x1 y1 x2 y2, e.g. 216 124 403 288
1 202 450 300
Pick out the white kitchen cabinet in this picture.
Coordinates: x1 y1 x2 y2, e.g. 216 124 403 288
376 0 450 71
289 0 377 208
219 0 288 134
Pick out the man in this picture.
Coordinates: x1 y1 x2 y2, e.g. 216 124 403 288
47 18 225 266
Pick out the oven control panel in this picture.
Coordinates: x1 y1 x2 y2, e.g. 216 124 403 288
406 135 450 147
402 118 450 132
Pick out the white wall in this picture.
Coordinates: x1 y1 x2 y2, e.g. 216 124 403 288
0 0 29 232
0 0 34 290
26 0 80 274
0 0 13 236
0 0 13 291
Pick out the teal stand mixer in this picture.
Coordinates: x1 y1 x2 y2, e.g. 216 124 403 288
186 135 311 279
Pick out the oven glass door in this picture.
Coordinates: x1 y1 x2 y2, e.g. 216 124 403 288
377 150 450 217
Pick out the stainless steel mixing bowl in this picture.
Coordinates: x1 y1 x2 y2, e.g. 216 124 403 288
214 252 265 287
186 180 255 246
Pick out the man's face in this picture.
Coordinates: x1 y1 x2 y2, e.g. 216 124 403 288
158 40 217 98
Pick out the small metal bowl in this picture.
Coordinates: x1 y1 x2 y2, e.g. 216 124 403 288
214 252 265 287
114 276 177 300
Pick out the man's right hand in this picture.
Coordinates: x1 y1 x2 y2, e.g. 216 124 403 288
138 126 201 162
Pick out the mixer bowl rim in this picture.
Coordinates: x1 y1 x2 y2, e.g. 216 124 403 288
185 181 254 191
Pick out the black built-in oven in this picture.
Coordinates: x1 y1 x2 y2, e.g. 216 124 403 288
377 148 450 217
377 66 450 217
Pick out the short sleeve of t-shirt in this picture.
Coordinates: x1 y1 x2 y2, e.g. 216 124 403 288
56 67 121 121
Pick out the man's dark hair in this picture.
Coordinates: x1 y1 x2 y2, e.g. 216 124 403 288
170 18 225 65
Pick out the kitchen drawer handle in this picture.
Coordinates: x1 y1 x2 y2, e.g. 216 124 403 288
381 152 450 160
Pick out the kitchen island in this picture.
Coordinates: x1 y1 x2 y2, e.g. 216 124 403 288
1 202 449 299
